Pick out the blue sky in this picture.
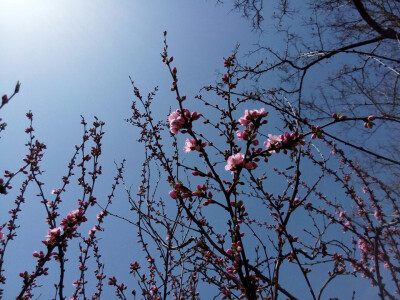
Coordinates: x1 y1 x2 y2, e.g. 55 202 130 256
0 1 383 299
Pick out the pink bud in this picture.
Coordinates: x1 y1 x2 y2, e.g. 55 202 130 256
169 190 178 199
2 94 8 104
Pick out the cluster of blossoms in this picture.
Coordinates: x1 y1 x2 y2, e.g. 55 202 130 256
184 138 207 153
238 108 268 127
264 130 305 154
168 109 201 134
60 208 87 238
43 209 88 246
226 241 243 255
178 107 304 174
225 153 257 173
264 134 282 153
168 183 191 200
225 108 306 173
192 184 213 206
51 188 62 194
44 227 62 246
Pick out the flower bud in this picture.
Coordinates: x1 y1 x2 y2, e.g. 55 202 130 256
2 94 8 105
15 81 21 93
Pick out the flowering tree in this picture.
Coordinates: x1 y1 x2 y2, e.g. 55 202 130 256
117 33 399 299
0 2 399 299
0 82 126 299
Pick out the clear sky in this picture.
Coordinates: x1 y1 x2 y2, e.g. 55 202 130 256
0 1 381 299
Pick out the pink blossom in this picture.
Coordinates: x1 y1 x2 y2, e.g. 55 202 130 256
225 153 245 172
236 130 248 141
358 237 373 255
239 115 249 126
184 138 196 153
374 209 382 221
0 227 4 240
264 134 282 152
169 190 178 199
168 110 186 134
342 220 351 232
264 131 305 153
51 188 61 194
89 225 98 237
168 109 201 134
45 227 62 246
238 108 268 127
384 261 390 270
183 138 205 153
61 209 87 229
97 210 106 221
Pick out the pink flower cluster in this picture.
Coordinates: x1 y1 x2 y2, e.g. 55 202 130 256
238 108 268 127
184 138 207 153
168 183 191 200
236 130 249 141
44 227 62 246
225 153 245 172
264 131 304 153
281 131 305 147
264 134 282 153
225 153 257 173
226 241 243 255
60 209 87 238
168 109 201 134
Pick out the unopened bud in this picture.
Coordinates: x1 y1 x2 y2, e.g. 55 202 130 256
15 81 21 93
2 95 8 105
